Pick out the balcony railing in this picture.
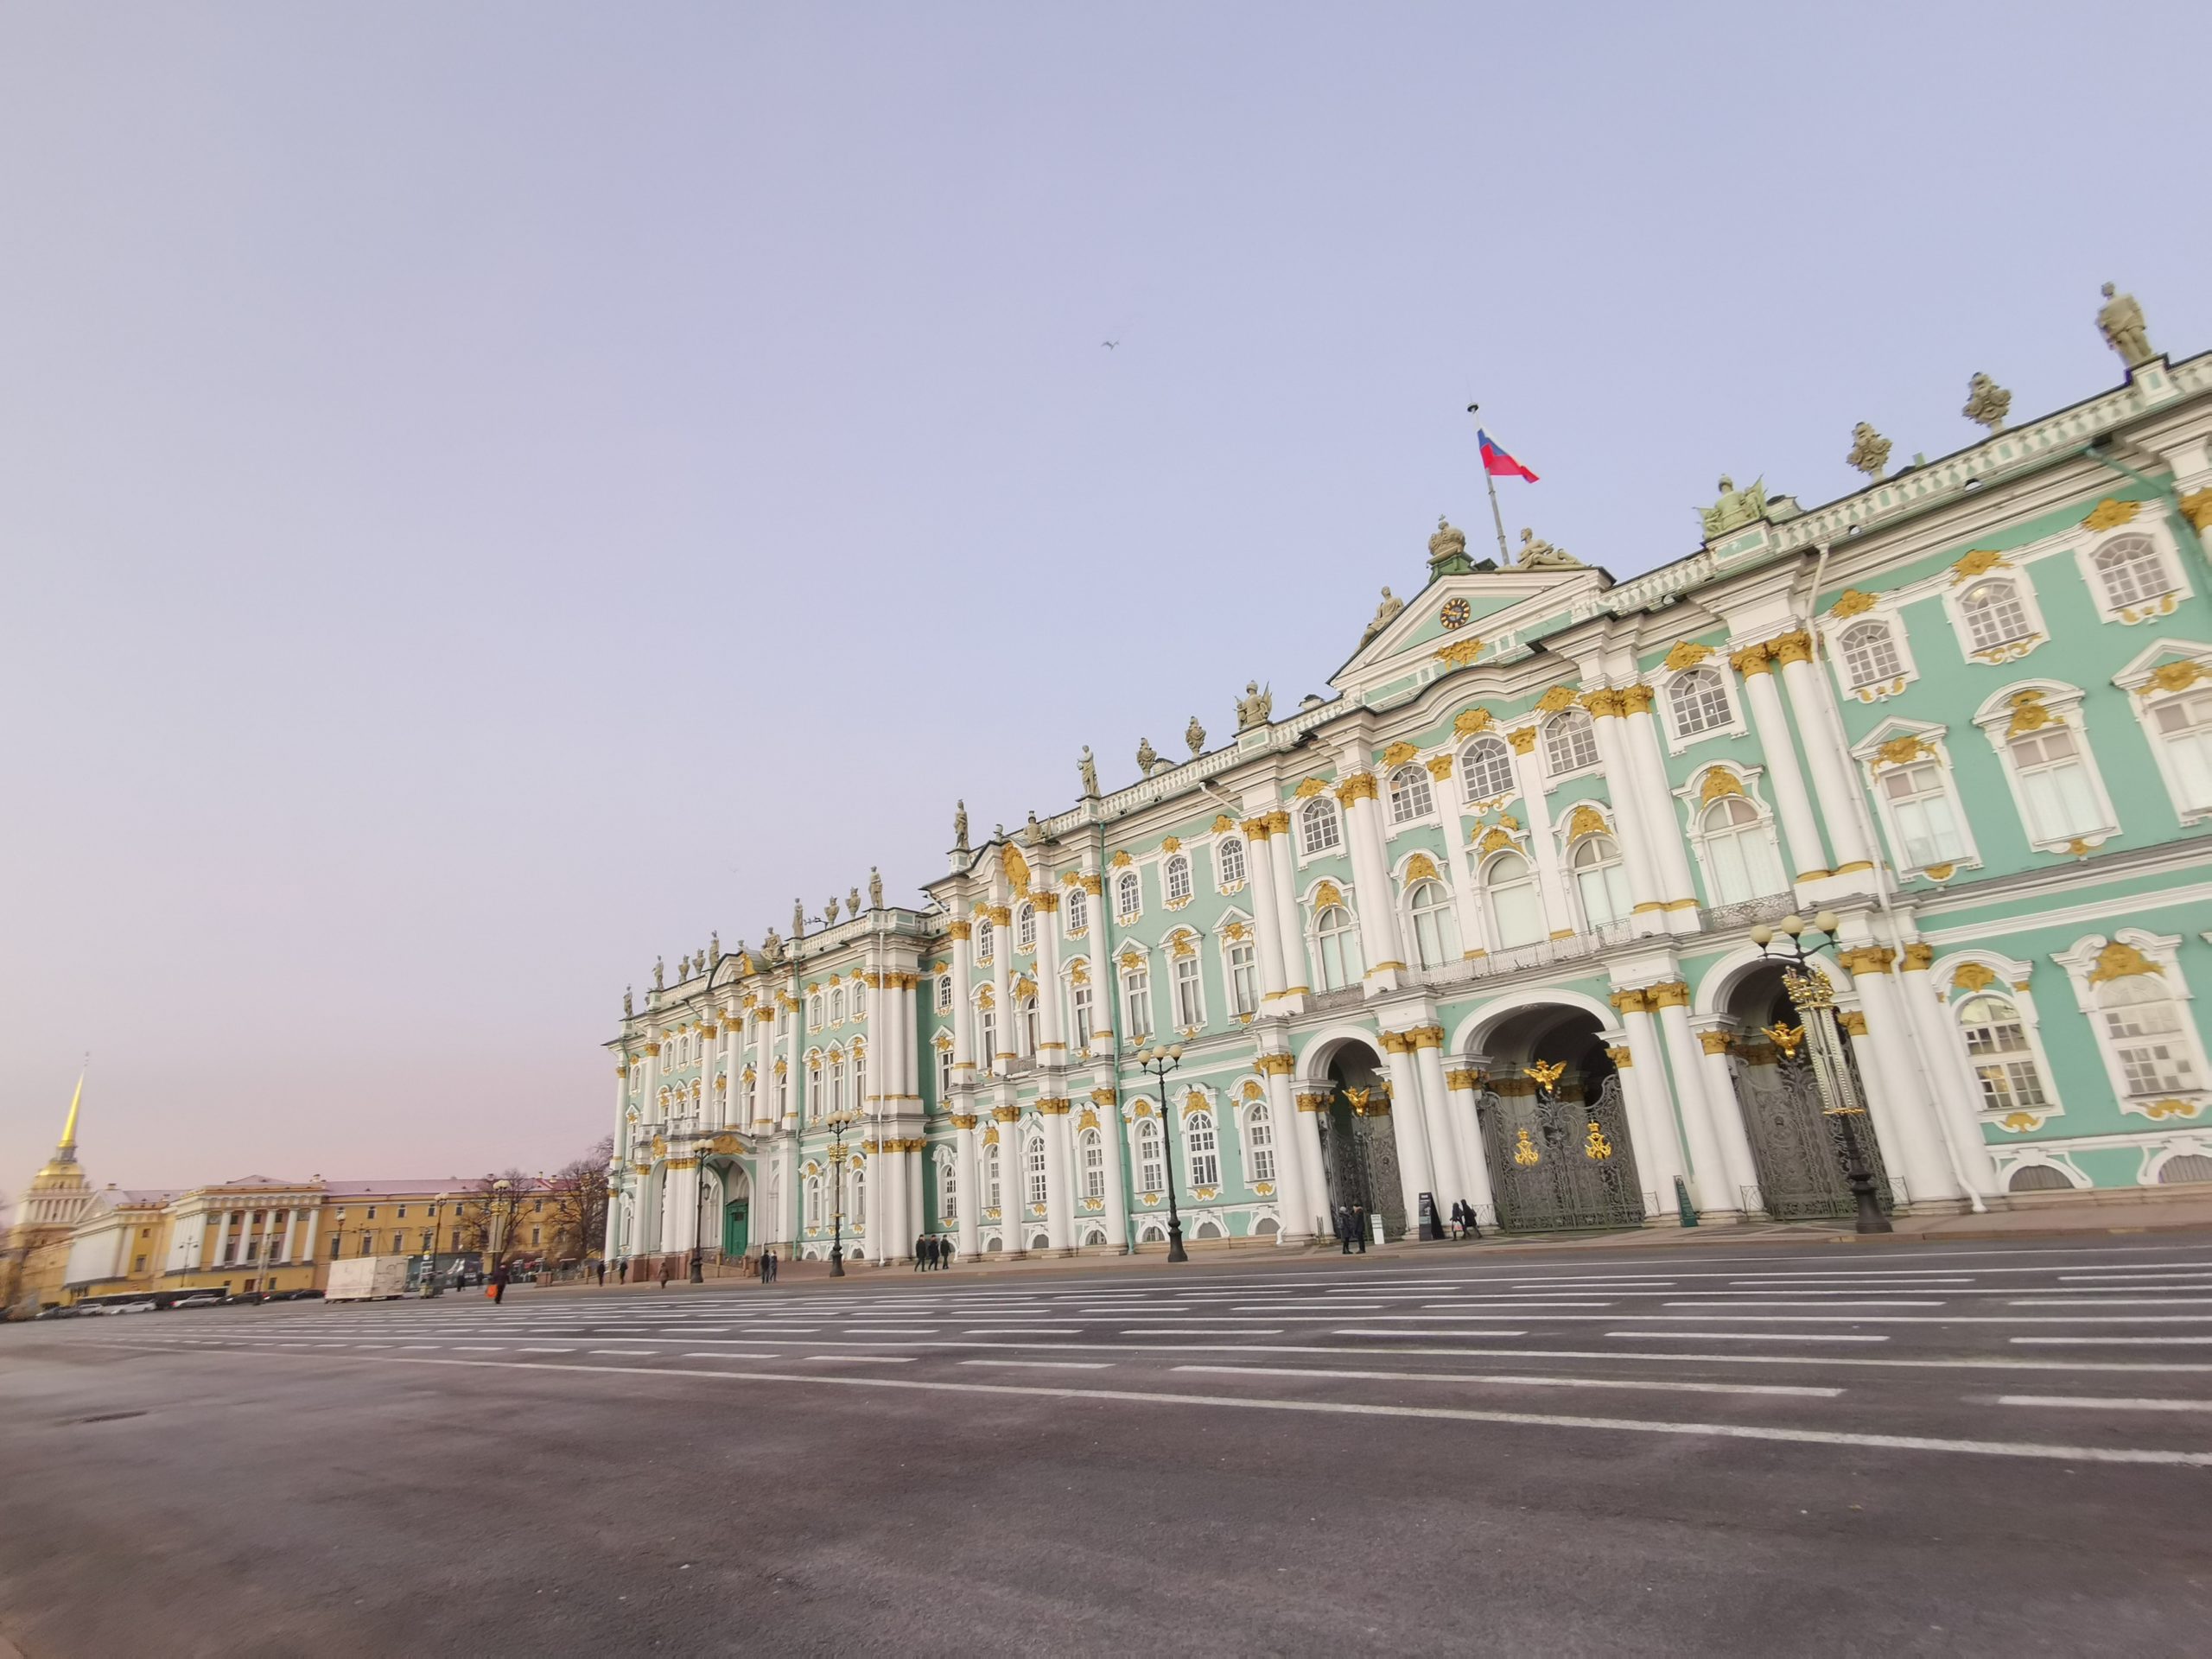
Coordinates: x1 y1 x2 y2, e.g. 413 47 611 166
1698 892 1798 932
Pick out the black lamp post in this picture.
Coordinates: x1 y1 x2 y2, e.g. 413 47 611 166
1752 911 1894 1236
690 1156 713 1285
824 1109 861 1276
1132 1041 1189 1263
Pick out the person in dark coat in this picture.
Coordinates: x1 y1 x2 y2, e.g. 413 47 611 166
594 1260 607 1287
760 1248 777 1284
1349 1204 1368 1253
489 1262 510 1305
913 1233 928 1271
617 1258 629 1284
657 1259 673 1289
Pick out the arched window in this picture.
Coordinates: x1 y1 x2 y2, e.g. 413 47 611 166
807 994 823 1029
1699 797 1785 905
982 1142 1001 1210
1313 905 1363 990
2097 975 2199 1103
1226 938 1257 1015
978 1004 998 1064
1025 1135 1049 1207
938 1153 957 1220
1164 855 1193 904
829 987 845 1025
1135 1117 1165 1192
1217 837 1247 887
2150 687 2212 814
1484 851 1546 949
974 918 995 963
1019 995 1039 1058
1016 903 1036 950
1246 1104 1276 1182
2007 723 2101 842
1878 758 1967 868
1961 580 2031 652
2094 534 2172 609
851 1166 865 1227
1669 667 1731 735
1080 1128 1105 1199
804 1174 823 1228
1956 991 2051 1116
1406 879 1459 968
2008 1164 2073 1193
2158 1154 2212 1185
1544 709 1599 776
1460 735 1516 802
1568 835 1631 928
1185 1110 1220 1186
1065 885 1089 933
935 975 952 1012
1389 765 1433 823
1840 620 1903 688
1122 960 1153 1039
1116 870 1141 921
1300 798 1342 855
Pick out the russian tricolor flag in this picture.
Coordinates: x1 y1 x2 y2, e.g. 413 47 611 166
1478 429 1539 483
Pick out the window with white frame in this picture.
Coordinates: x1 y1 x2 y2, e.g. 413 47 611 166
776 1067 789 1116
936 974 951 1012
974 918 995 963
852 980 867 1018
1217 837 1247 887
1019 995 1039 1058
1185 1110 1220 1186
1016 903 1035 951
1460 735 1516 802
1668 667 1732 737
1246 1104 1276 1182
1961 580 2033 653
1878 757 1969 868
1389 765 1433 823
1839 620 1904 689
1071 979 1095 1049
851 1166 866 1228
1227 938 1258 1014
982 1142 1001 1210
1406 879 1458 968
830 987 845 1025
2006 723 2105 842
1025 1135 1048 1206
1164 854 1193 904
2149 686 2212 817
1066 885 1089 933
1300 798 1341 855
2097 976 2200 1102
854 1051 866 1104
1567 835 1630 929
1697 797 1786 904
777 1005 791 1038
1122 962 1153 1038
1116 870 1141 921
1483 851 1546 948
937 1044 952 1099
1080 1129 1105 1199
978 1004 998 1061
1172 951 1203 1027
2092 534 2174 612
1544 709 1599 776
1956 991 2053 1116
807 1061 823 1117
938 1153 957 1220
807 993 823 1029
1313 904 1362 990
830 1056 847 1114
1135 1117 1165 1192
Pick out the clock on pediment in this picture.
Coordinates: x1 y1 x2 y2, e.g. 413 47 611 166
1440 597 1472 631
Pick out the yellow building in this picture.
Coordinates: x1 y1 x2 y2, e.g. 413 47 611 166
1 1079 98 1316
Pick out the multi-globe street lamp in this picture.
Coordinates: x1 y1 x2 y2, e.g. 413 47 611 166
823 1109 862 1276
1131 1042 1189 1264
1751 910 1894 1236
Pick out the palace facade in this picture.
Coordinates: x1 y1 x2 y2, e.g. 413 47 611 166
608 306 2212 1264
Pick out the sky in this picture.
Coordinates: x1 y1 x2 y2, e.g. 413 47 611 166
3 3 2206 1199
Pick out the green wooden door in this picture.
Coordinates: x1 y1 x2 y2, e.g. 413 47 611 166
722 1201 750 1256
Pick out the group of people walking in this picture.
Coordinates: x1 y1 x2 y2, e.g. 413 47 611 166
912 1234 953 1270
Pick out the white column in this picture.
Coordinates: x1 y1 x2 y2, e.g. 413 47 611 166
1242 820 1291 999
1609 1000 1685 1217
1843 952 1963 1205
1094 1090 1131 1250
1585 694 1669 935
1774 635 1875 875
280 1207 301 1264
1338 776 1408 989
1034 893 1065 1058
1504 727 1573 938
299 1205 320 1269
613 1059 632 1155
1898 946 2001 1199
988 908 1014 1077
950 921 976 1081
1438 756 1487 957
1377 1038 1434 1237
1732 647 1832 880
1689 1019 1762 1211
1410 1028 1468 1217
1620 690 1702 918
953 1116 982 1259
1649 985 1745 1214
1292 1086 1332 1236
1041 1103 1073 1252
755 1009 777 1126
639 1039 661 1135
1441 1067 1496 1223
1266 818 1310 995
1255 1057 1311 1240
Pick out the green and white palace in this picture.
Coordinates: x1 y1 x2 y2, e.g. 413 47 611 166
607 296 2212 1264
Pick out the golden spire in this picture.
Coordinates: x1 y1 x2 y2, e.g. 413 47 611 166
57 1068 84 1153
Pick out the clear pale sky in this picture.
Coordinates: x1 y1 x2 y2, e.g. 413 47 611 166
3 4 2205 1198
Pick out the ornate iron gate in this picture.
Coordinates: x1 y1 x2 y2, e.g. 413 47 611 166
1316 1092 1406 1238
1478 1077 1646 1232
1733 1044 1897 1222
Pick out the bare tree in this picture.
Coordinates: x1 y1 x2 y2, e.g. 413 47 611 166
456 1168 541 1264
545 1137 613 1262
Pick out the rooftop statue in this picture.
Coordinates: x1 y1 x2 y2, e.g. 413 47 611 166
792 898 806 939
953 799 969 852
1078 745 1098 797
1185 715 1206 757
1136 736 1160 775
824 893 840 925
869 867 883 909
1235 680 1273 730
679 954 692 981
2097 282 2156 369
1427 515 1469 569
848 886 861 918
1358 586 1404 647
624 986 633 1018
709 931 721 967
761 926 782 957
1699 474 1770 540
1846 422 1892 481
653 957 665 990
1514 527 1583 569
1962 372 2012 435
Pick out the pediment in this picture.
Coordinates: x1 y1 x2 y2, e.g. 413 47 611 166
1332 568 1610 697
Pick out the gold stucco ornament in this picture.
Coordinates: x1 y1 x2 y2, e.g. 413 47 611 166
1962 372 2011 434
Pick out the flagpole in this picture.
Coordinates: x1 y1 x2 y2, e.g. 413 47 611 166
1466 404 1513 564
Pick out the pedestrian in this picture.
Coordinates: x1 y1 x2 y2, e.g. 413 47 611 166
1351 1203 1369 1254
594 1259 607 1287
617 1257 629 1284
936 1236 949 1269
932 1236 945 1269
489 1262 509 1305
760 1248 776 1285
1335 1205 1353 1255
658 1259 672 1289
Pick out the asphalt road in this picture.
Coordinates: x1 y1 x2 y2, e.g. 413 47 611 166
6 1234 2212 1657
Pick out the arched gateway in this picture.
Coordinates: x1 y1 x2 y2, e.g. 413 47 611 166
1466 1002 1645 1232
1304 1036 1406 1239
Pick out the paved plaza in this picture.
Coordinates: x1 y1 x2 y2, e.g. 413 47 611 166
5 1234 2212 1655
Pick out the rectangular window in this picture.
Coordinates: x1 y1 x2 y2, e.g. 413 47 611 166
2010 728 2102 842
1173 956 1203 1027
938 1046 953 1100
1071 982 1095 1052
1123 969 1153 1039
1881 761 1967 867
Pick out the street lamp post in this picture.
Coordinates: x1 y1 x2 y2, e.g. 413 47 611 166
690 1156 713 1285
1751 911 1894 1236
1133 1043 1189 1264
824 1109 861 1276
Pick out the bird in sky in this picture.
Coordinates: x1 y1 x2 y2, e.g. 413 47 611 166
1102 340 1119 350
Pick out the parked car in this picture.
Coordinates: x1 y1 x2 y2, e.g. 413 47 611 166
33 1305 83 1319
172 1292 223 1309
110 1299 160 1315
219 1292 265 1306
